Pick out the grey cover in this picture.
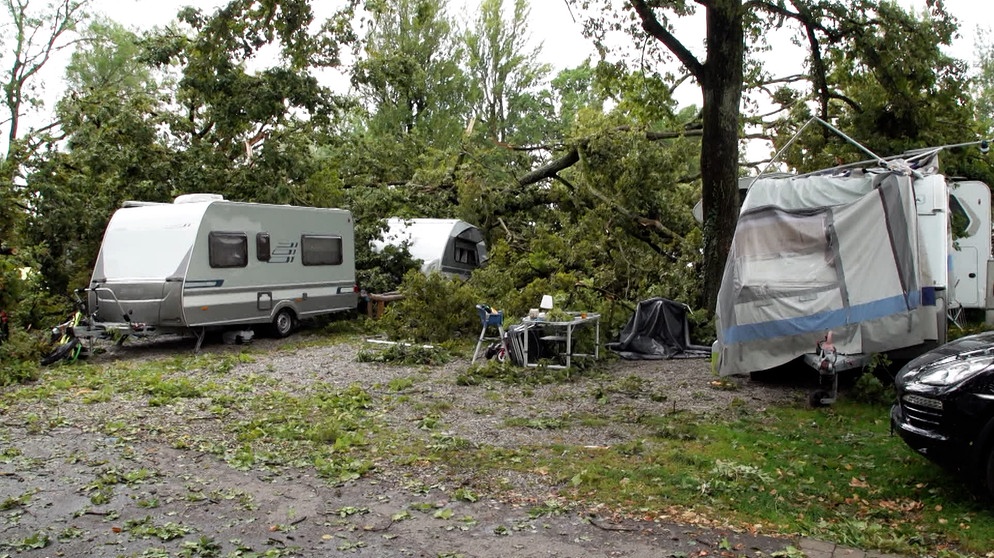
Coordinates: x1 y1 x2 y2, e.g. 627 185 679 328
715 169 941 376
608 298 710 359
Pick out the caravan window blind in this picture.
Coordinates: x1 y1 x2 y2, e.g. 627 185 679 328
209 232 248 268
453 238 478 265
301 235 343 266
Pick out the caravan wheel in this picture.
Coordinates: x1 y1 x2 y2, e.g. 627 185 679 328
271 309 296 338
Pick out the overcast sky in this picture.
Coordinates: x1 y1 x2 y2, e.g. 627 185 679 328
3 0 981 105
0 0 984 154
77 0 979 112
81 0 978 69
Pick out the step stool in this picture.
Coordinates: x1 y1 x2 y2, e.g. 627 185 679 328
472 304 506 363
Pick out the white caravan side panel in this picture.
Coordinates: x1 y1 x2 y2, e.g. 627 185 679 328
913 175 949 291
181 202 357 328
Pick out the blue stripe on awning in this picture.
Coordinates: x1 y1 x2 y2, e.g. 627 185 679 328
722 290 922 345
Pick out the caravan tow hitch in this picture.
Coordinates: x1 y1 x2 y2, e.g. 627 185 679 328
811 332 839 407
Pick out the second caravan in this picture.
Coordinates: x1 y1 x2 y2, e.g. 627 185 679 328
84 194 357 343
713 149 994 402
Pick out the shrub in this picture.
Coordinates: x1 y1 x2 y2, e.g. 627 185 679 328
0 328 45 386
378 270 479 343
850 371 894 406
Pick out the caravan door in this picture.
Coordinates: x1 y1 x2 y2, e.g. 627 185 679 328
949 181 992 309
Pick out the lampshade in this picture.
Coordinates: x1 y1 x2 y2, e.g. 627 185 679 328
540 295 554 310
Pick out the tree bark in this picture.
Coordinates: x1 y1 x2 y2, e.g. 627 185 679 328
630 0 744 313
698 0 744 314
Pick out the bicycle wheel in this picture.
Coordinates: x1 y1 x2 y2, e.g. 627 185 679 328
40 337 81 366
67 341 84 363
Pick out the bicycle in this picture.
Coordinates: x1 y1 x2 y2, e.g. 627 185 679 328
484 339 507 362
40 290 92 366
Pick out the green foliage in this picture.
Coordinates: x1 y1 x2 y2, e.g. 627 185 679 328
0 247 62 385
7 332 994 556
773 1 987 180
352 0 468 141
464 139 706 330
9 0 991 390
0 490 33 511
143 376 205 406
456 357 600 386
544 308 571 322
975 28 994 145
448 400 994 556
346 189 427 294
21 0 356 299
378 270 479 343
1 245 64 331
123 515 192 541
701 459 775 496
0 328 44 386
850 372 894 406
0 0 88 181
7 531 50 551
948 317 992 341
453 487 479 502
356 342 452 365
464 0 553 145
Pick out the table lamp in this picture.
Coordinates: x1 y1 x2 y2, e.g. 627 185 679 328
540 295 554 310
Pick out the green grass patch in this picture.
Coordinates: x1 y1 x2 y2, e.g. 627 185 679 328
387 376 416 391
4 334 992 557
395 400 994 557
503 416 567 430
357 342 452 365
456 359 605 386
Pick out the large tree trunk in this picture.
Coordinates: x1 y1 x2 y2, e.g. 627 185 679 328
699 0 744 314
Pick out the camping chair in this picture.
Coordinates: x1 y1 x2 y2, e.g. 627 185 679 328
472 304 506 363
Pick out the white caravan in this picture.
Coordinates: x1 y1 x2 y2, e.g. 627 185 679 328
713 151 993 403
372 218 489 278
83 194 357 345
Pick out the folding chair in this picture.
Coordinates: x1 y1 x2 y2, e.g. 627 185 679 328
472 304 506 363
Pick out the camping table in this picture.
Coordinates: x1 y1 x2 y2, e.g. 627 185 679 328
521 312 600 368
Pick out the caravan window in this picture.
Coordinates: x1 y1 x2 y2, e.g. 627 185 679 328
256 233 271 262
453 239 478 266
209 232 248 268
949 195 971 239
301 235 343 266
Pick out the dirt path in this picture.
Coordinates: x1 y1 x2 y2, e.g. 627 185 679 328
2 426 794 557
0 335 811 557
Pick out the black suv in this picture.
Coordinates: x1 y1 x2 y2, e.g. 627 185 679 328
891 331 994 496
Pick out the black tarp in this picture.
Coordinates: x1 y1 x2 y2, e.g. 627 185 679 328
607 297 711 360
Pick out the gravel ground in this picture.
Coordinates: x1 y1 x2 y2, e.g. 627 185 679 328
0 331 818 557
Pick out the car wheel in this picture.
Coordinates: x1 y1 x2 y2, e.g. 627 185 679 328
986 446 994 500
271 309 296 338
